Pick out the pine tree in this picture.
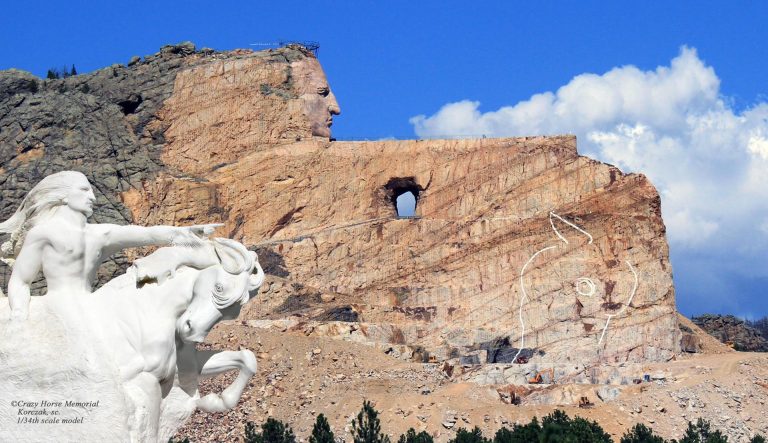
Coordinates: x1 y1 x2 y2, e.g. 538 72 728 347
397 428 434 443
620 423 667 443
351 400 390 443
568 417 613 443
678 418 728 443
751 435 766 443
244 418 296 443
70 64 77 76
448 427 488 443
310 413 335 443
494 418 542 443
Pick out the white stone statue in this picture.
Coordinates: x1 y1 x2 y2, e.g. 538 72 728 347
0 171 264 442
0 171 215 321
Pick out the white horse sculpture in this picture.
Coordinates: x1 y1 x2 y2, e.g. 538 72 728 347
0 237 264 442
92 237 264 441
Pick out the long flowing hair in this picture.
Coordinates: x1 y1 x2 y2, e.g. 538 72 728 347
0 171 87 258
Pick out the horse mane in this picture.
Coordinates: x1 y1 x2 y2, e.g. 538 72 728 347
127 238 255 308
210 238 255 309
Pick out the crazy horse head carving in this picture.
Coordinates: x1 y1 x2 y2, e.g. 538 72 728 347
176 238 265 343
514 211 638 362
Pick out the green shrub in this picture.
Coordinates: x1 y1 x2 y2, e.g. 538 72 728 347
678 418 728 443
45 65 77 80
245 417 296 443
352 400 390 443
537 410 611 443
228 407 751 443
310 413 335 443
494 418 542 443
397 428 434 443
620 423 667 443
448 427 489 443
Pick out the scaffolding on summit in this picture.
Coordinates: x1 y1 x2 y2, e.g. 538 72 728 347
249 40 320 56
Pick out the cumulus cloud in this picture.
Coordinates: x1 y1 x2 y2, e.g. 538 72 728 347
410 47 768 311
411 47 768 250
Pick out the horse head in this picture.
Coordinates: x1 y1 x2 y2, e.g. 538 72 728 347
176 238 264 343
516 211 638 357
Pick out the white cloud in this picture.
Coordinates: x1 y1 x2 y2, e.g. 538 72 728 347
748 134 768 160
410 47 768 275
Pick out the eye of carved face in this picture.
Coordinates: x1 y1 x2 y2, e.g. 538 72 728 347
575 277 597 296
317 86 329 97
213 283 224 294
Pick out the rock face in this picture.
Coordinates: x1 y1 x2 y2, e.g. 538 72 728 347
692 314 768 352
0 43 331 291
1 43 680 375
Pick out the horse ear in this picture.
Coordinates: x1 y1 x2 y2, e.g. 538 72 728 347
549 211 593 245
212 238 250 274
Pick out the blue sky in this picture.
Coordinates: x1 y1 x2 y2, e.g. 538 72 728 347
2 1 766 317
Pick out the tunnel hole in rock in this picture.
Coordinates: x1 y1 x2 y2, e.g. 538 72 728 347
384 177 423 218
117 93 143 115
396 192 416 217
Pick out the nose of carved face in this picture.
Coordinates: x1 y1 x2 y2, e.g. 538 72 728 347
320 92 341 137
328 92 341 118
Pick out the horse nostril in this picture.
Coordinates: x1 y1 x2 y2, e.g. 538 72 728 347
185 319 192 331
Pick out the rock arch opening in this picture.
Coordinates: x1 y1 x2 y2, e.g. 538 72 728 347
396 192 416 217
384 177 423 218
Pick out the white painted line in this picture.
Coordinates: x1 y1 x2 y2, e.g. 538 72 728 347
575 277 596 296
514 244 557 363
549 211 593 245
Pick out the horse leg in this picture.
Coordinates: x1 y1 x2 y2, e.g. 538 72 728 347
123 372 162 442
193 349 257 412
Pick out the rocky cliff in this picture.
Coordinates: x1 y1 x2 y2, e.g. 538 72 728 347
692 314 768 352
0 42 330 290
0 43 680 376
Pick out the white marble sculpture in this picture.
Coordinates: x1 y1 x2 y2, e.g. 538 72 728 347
0 171 264 442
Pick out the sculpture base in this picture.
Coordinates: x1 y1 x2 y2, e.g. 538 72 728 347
0 297 130 441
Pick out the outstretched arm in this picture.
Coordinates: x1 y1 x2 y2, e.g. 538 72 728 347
7 230 46 321
98 223 222 257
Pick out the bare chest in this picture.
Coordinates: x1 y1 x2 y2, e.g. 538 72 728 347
43 228 102 269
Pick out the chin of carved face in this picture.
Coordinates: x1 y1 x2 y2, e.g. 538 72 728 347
311 120 332 138
306 95 339 138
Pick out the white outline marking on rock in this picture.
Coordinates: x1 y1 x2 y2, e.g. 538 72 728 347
549 211 593 245
513 244 557 363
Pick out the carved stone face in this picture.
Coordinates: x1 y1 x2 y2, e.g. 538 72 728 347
65 174 96 217
292 57 341 139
